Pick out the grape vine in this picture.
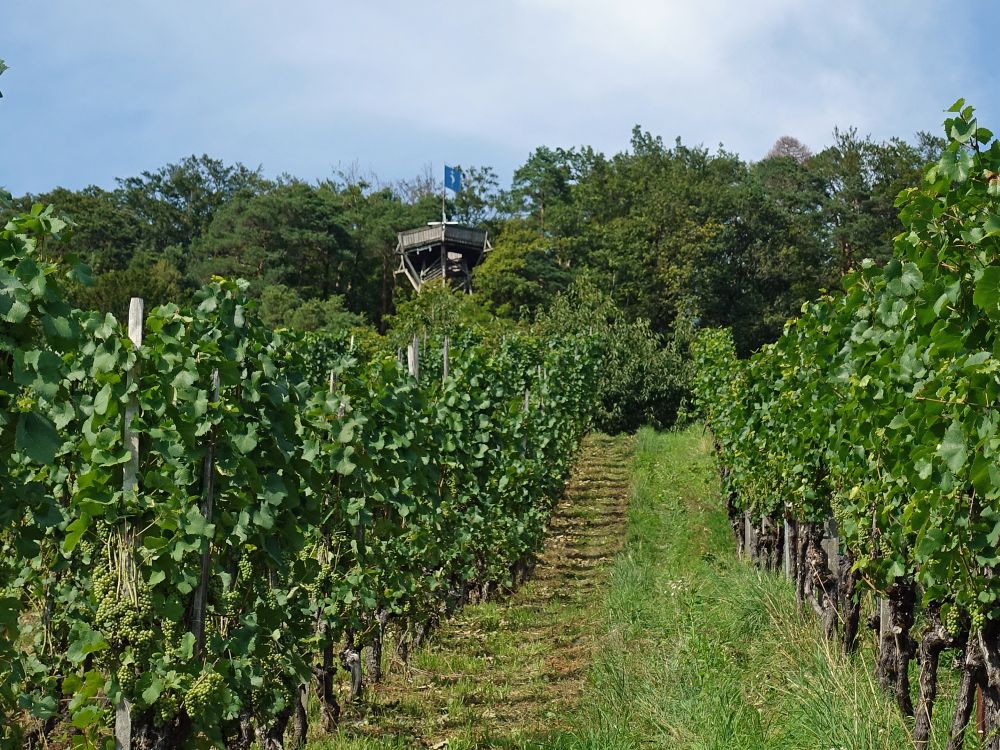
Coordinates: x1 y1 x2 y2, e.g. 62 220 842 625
694 101 1000 747
0 207 599 748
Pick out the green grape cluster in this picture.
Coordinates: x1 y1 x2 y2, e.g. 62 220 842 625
156 691 181 725
116 663 132 687
221 588 240 616
305 560 337 597
183 669 226 719
944 605 962 635
855 522 871 549
76 538 94 560
874 532 892 559
208 575 222 602
93 565 154 651
971 607 985 633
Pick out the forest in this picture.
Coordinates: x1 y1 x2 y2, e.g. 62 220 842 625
2 124 941 371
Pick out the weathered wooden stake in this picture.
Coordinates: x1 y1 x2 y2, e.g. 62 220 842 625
977 684 986 740
407 336 419 380
192 368 220 657
123 298 143 498
822 517 839 576
116 297 144 750
442 336 450 380
783 516 792 581
329 370 345 417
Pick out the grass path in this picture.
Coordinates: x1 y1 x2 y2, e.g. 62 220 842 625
547 427 948 750
312 426 958 749
309 432 633 749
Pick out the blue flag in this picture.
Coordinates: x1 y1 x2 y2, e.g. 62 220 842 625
444 165 462 193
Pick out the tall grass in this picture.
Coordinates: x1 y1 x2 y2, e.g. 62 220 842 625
547 426 931 750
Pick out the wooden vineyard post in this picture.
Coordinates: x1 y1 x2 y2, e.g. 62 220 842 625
192 368 220 658
116 297 144 750
442 335 450 380
521 385 530 452
822 517 839 576
123 298 143 513
314 369 345 731
978 685 986 740
743 513 753 561
783 507 792 582
408 336 419 380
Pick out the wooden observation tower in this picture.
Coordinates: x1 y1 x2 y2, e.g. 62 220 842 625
395 222 492 293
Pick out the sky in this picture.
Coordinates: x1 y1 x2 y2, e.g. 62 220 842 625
0 1 995 196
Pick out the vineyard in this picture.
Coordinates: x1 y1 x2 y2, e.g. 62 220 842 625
0 205 598 748
693 101 1000 749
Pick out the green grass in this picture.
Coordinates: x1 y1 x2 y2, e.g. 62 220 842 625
308 426 967 749
545 426 957 750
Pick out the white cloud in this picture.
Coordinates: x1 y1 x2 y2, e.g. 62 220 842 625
0 0 990 193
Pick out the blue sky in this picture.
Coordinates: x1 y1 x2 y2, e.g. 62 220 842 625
0 1 994 196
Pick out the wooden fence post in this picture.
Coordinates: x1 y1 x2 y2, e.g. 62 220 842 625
192 368 220 658
783 510 792 582
442 336 450 380
116 297 144 750
407 336 419 380
822 517 839 576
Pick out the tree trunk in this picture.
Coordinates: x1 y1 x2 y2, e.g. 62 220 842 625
413 617 434 650
891 580 917 718
132 710 190 750
876 595 898 696
256 706 291 750
795 526 809 605
289 683 308 749
758 515 782 572
787 517 799 584
914 610 954 749
316 643 340 732
948 639 984 750
978 624 1000 749
366 609 390 684
803 523 838 640
728 491 744 555
839 550 862 654
341 630 363 702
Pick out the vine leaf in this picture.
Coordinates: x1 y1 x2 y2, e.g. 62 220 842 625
974 266 1000 319
937 421 967 474
15 411 60 464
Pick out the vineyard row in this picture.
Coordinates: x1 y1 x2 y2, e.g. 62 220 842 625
0 206 599 749
693 101 1000 750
